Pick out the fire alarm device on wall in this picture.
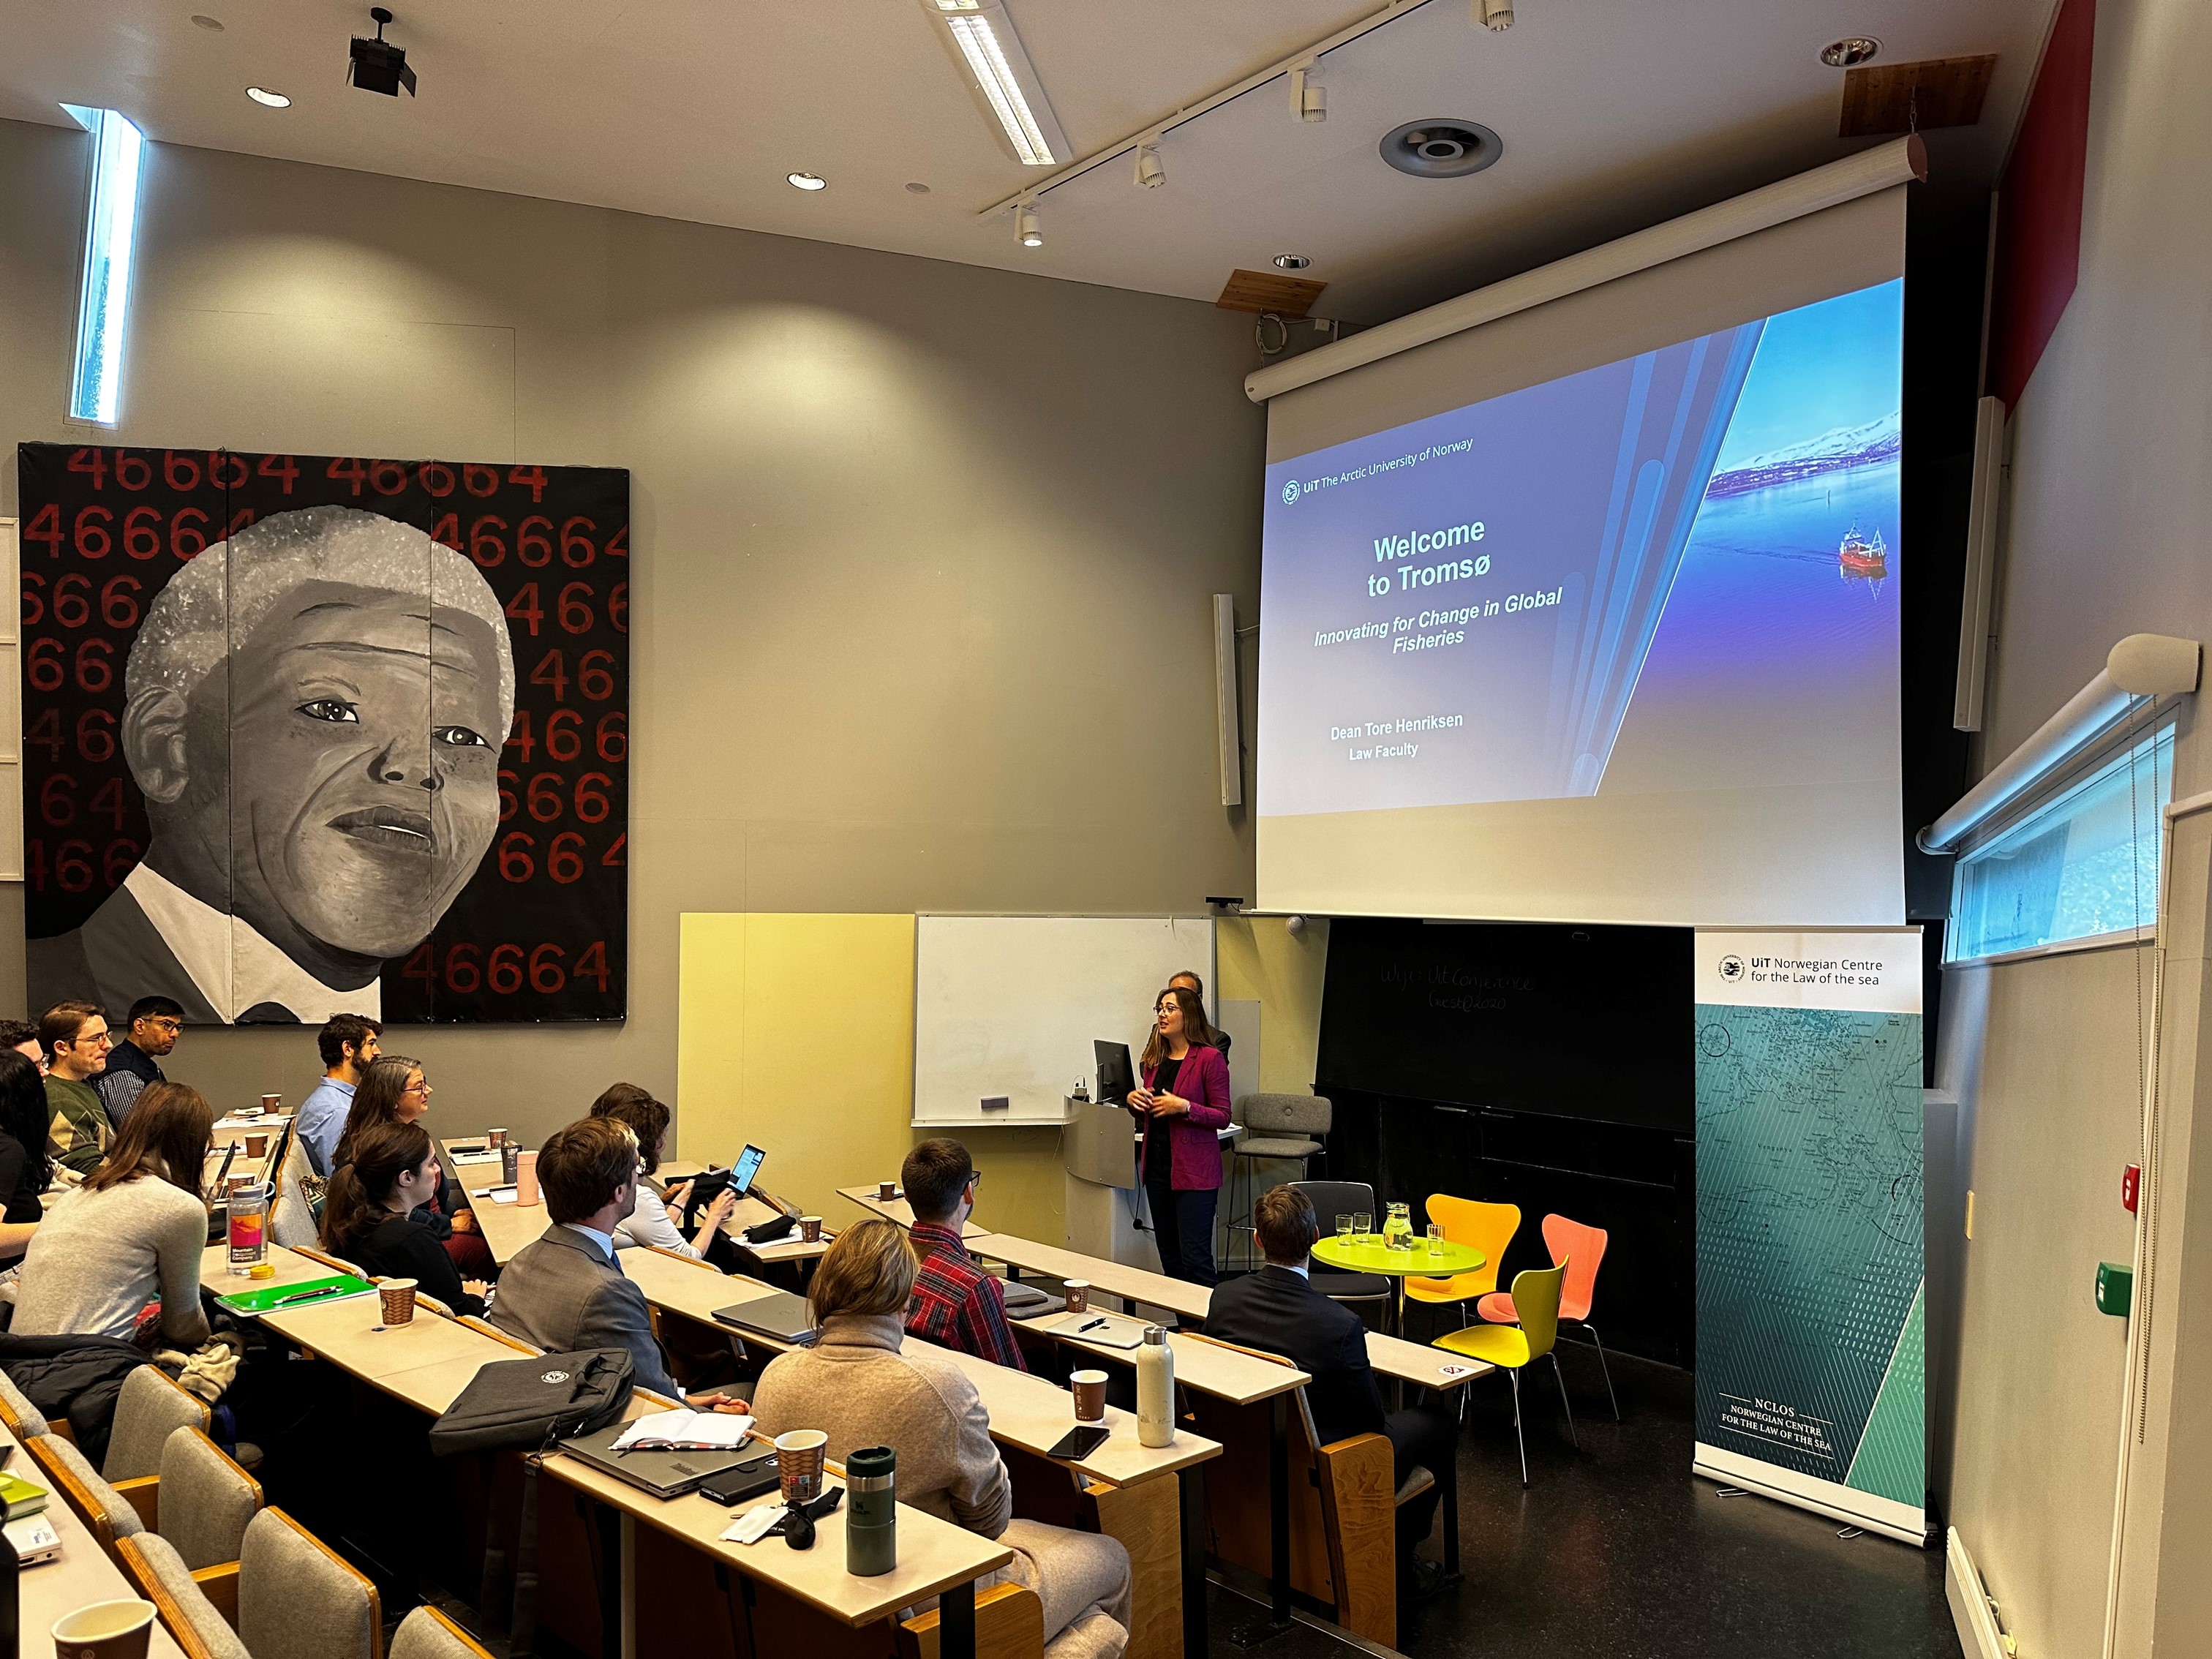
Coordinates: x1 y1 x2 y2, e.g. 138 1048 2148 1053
2122 1164 2140 1214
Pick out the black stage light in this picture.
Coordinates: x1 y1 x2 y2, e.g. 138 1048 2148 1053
349 7 417 97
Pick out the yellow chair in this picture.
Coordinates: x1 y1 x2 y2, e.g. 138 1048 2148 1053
1404 1196 1519 1328
1434 1260 1577 1487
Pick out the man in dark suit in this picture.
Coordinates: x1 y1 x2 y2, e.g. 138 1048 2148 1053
489 1116 745 1409
1205 1184 1459 1592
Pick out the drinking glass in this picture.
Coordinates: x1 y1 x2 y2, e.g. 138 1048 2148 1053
1335 1214 1353 1241
1353 1211 1372 1242
1426 1223 1445 1256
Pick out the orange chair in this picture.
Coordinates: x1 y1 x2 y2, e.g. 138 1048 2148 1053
1477 1212 1617 1419
1404 1197 1519 1332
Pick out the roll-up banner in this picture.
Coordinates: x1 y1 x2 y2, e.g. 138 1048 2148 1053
1691 928 1927 1545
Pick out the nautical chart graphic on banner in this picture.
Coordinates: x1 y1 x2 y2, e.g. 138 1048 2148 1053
1691 928 1926 1544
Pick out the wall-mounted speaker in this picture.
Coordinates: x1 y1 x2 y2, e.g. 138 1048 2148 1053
1954 394 2006 731
1213 593 1243 807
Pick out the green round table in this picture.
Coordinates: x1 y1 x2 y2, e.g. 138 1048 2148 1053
1311 1233 1485 1335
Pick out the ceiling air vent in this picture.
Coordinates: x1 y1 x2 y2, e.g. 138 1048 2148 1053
1379 118 1503 179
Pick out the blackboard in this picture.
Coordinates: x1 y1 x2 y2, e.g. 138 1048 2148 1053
1315 917 1693 1132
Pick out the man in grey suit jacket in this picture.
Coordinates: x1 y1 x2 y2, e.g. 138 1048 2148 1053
487 1116 703 1401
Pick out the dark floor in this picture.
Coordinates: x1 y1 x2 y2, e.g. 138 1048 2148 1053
1390 1338 1960 1659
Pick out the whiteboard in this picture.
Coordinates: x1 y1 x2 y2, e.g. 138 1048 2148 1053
914 916 1215 1126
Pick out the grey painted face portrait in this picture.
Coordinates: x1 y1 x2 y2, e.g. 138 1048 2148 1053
122 508 518 977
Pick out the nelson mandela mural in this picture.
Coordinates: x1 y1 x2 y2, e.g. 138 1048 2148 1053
18 445 633 1024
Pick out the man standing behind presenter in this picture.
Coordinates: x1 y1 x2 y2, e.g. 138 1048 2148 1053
1126 985 1231 1286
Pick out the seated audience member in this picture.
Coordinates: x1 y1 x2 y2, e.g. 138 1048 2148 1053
1203 1184 1459 1595
94 996 183 1126
14 1082 215 1349
587 1083 736 1257
320 1119 484 1317
0 1051 51 1256
298 1013 382 1178
901 1137 1026 1371
0 1020 45 1075
488 1117 743 1410
334 1054 492 1279
42 1001 114 1177
752 1219 1132 1659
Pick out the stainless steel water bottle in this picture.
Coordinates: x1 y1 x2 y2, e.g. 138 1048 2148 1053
845 1444 897 1576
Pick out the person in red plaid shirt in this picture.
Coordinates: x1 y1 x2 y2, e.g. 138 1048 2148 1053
902 1137 1028 1371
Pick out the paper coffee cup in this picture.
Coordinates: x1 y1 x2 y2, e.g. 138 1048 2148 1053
800 1216 823 1243
878 1180 898 1200
244 1133 269 1157
775 1429 829 1504
516 1151 540 1205
1070 1370 1108 1423
379 1279 419 1326
53 1599 157 1659
1063 1279 1090 1314
260 1094 282 1113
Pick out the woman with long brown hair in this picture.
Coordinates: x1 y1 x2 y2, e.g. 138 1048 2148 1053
588 1084 736 1259
334 1055 491 1278
320 1120 483 1316
1125 983 1232 1286
14 1081 214 1346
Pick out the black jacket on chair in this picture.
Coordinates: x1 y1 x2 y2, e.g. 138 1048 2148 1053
1205 1263 1388 1447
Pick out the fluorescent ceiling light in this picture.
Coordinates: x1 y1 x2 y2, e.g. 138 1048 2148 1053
922 0 1067 168
246 86 291 108
59 105 144 425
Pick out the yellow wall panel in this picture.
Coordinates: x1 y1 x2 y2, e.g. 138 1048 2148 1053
1218 917 1331 1096
677 912 1065 1241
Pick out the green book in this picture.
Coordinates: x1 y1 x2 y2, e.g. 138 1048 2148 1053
0 1472 48 1521
215 1273 377 1317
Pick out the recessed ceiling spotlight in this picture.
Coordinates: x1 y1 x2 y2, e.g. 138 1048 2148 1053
246 86 291 108
1273 254 1312 271
905 181 932 195
189 13 225 30
788 172 827 190
1820 37 1881 68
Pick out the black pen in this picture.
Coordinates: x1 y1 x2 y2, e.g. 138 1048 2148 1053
1076 1317 1107 1333
271 1284 347 1308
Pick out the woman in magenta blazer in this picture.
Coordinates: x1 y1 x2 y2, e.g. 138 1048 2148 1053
1130 984 1233 1285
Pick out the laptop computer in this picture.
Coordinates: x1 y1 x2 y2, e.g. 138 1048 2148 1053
998 1280 1062 1317
557 1422 772 1501
712 1291 820 1347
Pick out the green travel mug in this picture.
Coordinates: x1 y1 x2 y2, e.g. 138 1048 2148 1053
845 1445 897 1576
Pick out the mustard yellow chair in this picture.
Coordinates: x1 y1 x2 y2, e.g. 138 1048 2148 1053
1434 1260 1576 1487
1404 1196 1519 1330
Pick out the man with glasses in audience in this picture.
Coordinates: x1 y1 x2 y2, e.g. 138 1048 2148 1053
901 1137 1027 1371
95 996 184 1126
41 1001 114 1176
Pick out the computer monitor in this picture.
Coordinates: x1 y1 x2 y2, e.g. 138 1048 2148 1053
1094 1040 1136 1107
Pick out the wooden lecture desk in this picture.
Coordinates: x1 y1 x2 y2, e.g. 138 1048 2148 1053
832 1185 988 1237
971 1233 1494 1604
222 1246 1010 1659
209 1109 294 1148
622 1245 1218 1659
445 1141 832 1268
4 1419 192 1659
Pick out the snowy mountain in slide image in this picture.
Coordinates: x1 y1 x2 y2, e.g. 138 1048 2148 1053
1704 411 1903 497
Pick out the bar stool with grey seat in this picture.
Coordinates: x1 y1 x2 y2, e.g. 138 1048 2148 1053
1289 1178 1393 1317
1227 1094 1331 1268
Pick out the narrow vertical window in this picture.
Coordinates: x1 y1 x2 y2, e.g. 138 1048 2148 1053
61 105 146 425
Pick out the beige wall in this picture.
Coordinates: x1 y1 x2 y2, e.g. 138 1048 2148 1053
0 117 1266 1142
1947 0 2212 1650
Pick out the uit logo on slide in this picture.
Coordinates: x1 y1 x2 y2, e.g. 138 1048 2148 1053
1281 478 1301 505
1718 954 1747 984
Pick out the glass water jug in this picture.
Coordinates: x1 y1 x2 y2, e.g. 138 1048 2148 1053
1382 1200 1415 1252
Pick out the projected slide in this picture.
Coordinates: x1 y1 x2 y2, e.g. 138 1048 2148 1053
1256 279 1903 925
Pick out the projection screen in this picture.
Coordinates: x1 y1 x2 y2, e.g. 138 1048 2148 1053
1252 164 1912 928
